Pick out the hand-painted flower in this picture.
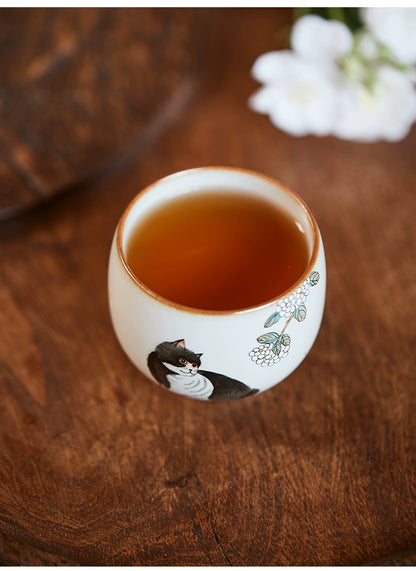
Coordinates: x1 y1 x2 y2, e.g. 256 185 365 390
249 343 289 366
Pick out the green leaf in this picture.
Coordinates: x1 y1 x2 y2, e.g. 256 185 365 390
257 332 279 344
294 304 307 322
272 341 281 356
280 334 291 347
264 311 280 328
309 271 320 287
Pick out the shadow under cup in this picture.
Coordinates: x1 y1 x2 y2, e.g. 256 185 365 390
108 167 326 401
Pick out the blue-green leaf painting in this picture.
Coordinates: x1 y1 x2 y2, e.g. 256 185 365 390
272 340 281 356
264 311 281 328
250 270 321 368
294 304 307 322
257 332 279 344
309 271 320 286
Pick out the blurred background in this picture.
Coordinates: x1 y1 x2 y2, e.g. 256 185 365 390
0 8 215 219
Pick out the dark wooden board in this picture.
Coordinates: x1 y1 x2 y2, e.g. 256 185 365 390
0 8 207 219
0 8 416 566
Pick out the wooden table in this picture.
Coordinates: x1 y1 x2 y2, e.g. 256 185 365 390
1 8 416 566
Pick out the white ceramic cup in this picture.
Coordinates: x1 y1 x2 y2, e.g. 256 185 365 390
108 167 326 401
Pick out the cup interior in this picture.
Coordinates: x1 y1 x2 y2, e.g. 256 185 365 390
117 167 319 312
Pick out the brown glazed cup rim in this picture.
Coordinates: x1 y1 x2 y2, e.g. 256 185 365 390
116 166 320 316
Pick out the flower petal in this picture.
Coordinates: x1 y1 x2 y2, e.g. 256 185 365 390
291 14 353 65
266 67 338 137
362 8 416 65
333 67 416 142
251 50 310 84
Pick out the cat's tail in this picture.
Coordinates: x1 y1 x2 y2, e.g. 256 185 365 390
147 351 171 389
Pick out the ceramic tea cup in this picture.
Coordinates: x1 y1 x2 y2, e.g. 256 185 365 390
108 167 326 401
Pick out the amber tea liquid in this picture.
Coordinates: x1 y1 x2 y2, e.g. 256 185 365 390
126 190 309 311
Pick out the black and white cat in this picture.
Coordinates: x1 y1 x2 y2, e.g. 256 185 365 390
147 339 258 401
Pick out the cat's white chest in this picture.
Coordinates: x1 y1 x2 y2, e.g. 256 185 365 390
167 372 214 400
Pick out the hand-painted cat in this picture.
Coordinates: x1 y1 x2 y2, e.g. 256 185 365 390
147 339 258 401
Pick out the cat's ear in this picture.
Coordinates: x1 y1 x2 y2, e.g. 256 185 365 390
173 339 186 347
196 353 203 359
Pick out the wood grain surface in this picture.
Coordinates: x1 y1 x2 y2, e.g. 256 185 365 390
0 8 207 219
1 8 416 566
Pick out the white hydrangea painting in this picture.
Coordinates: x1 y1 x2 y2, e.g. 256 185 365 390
249 271 320 367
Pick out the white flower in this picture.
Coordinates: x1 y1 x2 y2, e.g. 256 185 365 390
249 16 353 137
249 344 278 366
273 277 310 318
251 49 306 85
250 61 338 137
362 8 416 65
249 12 416 142
291 14 353 69
249 342 289 367
276 297 294 319
333 66 416 142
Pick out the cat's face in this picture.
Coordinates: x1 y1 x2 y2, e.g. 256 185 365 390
155 339 202 377
164 357 199 376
